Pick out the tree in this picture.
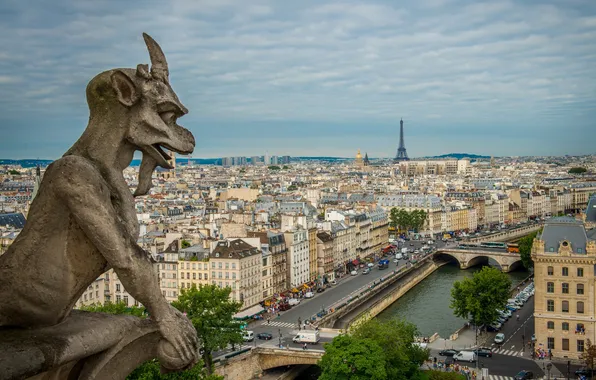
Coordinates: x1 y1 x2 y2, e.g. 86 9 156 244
518 231 539 269
287 185 297 191
171 284 243 375
351 319 428 379
569 167 587 174
319 334 387 380
410 210 427 232
397 209 411 232
181 239 191 249
8 169 20 175
80 301 146 317
390 208 400 231
581 339 596 374
282 165 290 169
268 165 281 170
450 267 511 328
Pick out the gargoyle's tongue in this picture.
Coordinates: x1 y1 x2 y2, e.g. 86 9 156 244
134 154 158 196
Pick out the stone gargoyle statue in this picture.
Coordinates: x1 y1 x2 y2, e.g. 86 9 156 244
0 33 199 379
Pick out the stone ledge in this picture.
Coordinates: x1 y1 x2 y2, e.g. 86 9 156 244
0 310 161 380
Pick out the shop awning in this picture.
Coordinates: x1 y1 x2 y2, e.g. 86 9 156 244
352 259 359 265
233 304 265 320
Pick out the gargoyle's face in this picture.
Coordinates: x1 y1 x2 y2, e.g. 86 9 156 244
126 79 195 169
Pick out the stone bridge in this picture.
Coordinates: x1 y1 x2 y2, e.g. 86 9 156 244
467 224 542 243
216 347 323 380
434 249 524 272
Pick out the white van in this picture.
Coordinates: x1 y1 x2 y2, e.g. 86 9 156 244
396 253 403 260
243 331 254 342
453 351 476 363
293 330 320 344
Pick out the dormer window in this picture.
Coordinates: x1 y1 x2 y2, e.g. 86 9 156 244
215 253 219 258
562 241 569 247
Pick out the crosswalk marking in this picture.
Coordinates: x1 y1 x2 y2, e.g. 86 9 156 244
265 321 297 329
493 348 525 357
488 376 514 380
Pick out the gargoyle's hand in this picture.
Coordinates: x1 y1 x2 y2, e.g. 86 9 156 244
157 305 199 368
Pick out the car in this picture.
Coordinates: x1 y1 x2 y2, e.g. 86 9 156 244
514 370 534 380
362 269 370 275
278 303 291 311
316 287 326 293
367 262 374 268
242 331 254 342
257 332 273 340
487 324 500 332
531 334 536 342
409 243 414 246
350 270 358 276
304 291 314 298
330 280 337 286
438 349 459 357
473 347 492 357
494 333 505 344
575 367 596 377
444 357 455 366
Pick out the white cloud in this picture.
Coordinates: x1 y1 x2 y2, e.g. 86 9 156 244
0 0 594 158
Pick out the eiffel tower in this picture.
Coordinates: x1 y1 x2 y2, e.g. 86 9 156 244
394 118 409 161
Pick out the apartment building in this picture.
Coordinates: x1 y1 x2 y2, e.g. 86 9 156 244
210 239 262 309
284 226 310 287
376 193 442 235
76 268 140 308
157 240 180 303
532 217 596 359
178 245 210 291
316 231 335 284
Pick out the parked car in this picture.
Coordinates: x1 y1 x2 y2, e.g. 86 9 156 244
316 287 326 293
350 270 358 276
367 262 374 268
438 349 459 357
514 370 534 380
330 280 337 286
473 347 493 357
288 298 300 306
257 332 273 340
278 303 291 311
304 291 315 298
494 333 505 344
575 367 596 377
362 268 370 275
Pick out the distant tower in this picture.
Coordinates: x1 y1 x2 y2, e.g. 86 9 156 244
363 153 370 166
490 156 495 168
161 151 176 179
355 149 364 167
394 118 409 162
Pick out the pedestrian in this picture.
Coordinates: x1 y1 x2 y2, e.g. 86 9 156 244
267 317 270 325
303 343 307 350
516 314 520 321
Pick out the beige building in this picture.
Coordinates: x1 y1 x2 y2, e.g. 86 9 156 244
210 239 262 309
532 217 596 359
76 268 140 309
308 226 318 282
317 231 335 283
178 245 211 291
158 240 180 303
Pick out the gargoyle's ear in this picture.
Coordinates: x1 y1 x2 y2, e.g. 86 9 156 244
111 70 139 107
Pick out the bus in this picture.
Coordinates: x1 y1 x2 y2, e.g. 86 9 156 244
378 259 390 269
457 243 480 249
480 242 507 249
507 243 520 253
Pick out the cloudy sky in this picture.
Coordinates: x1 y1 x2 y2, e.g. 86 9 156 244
0 0 594 159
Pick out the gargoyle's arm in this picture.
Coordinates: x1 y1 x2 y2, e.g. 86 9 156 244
53 157 169 319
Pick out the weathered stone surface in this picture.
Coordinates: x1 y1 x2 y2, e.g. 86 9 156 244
0 33 198 379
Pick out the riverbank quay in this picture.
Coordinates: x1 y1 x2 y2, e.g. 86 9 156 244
312 252 438 328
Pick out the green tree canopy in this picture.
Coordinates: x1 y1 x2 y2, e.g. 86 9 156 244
268 165 281 170
569 167 587 174
181 239 191 249
319 319 428 380
518 230 539 269
80 301 146 317
319 334 387 380
8 169 20 175
450 267 511 328
389 208 428 232
171 284 243 375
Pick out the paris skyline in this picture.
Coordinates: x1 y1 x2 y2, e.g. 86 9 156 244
0 0 594 159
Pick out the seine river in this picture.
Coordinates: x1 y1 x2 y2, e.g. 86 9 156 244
376 262 529 338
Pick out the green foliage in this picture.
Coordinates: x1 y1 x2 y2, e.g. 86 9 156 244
268 165 281 170
569 167 587 174
320 319 427 380
319 334 387 380
8 169 20 175
79 301 146 318
287 185 297 191
172 284 243 374
282 165 290 169
126 359 222 380
389 208 428 232
181 240 191 249
518 231 539 269
450 267 511 327
580 339 596 372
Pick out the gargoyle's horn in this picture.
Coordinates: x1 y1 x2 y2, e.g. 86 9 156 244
142 33 169 83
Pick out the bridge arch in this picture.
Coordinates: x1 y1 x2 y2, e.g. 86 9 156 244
433 252 462 268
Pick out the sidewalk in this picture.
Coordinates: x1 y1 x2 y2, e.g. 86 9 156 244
428 327 489 351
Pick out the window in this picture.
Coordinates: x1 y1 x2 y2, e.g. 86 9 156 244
562 267 569 276
180 271 184 278
548 266 554 275
547 300 555 312
123 296 128 305
547 282 554 293
218 262 222 269
548 337 555 349
547 321 555 329
578 340 585 352
577 284 584 295
211 262 215 269
577 302 584 314
562 339 569 351
562 283 569 294
193 273 196 279
562 322 569 331
578 268 584 277
116 284 121 292
562 301 569 313
116 295 121 303
186 273 190 279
